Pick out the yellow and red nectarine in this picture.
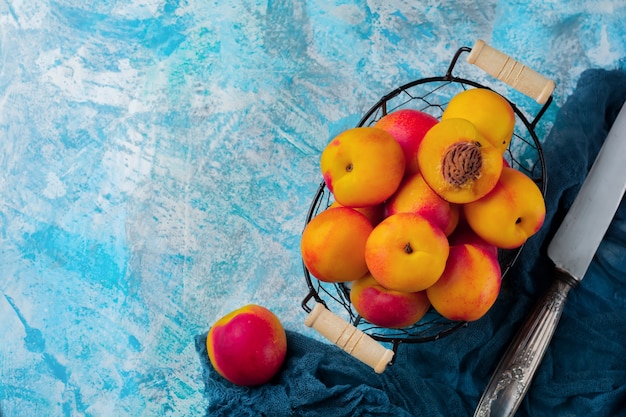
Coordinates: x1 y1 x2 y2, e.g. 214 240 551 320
301 206 373 282
442 88 515 153
320 127 405 207
365 212 449 293
426 244 501 321
463 167 546 249
385 172 460 236
374 108 439 177
350 273 431 329
207 304 287 386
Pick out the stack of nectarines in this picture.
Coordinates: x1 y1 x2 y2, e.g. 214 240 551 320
301 87 546 328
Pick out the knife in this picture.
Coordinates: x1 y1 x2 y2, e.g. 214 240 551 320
473 101 626 417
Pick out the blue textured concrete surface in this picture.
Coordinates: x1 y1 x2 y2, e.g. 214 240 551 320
0 1 624 415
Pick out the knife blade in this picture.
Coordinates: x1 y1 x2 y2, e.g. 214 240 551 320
473 101 626 417
547 106 626 278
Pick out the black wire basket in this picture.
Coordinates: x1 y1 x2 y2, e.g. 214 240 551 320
301 40 554 367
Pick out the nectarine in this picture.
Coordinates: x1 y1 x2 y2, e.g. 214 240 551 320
417 118 503 204
442 88 515 153
301 206 373 282
365 212 449 293
463 167 545 249
320 127 405 207
374 108 439 177
350 273 431 329
207 304 287 386
426 244 501 321
385 172 460 235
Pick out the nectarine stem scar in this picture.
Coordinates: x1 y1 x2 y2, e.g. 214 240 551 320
404 242 413 254
442 141 483 188
346 163 353 172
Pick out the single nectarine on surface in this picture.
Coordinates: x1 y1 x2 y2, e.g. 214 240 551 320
385 172 460 236
301 206 373 282
207 304 287 386
365 212 449 293
374 108 439 177
463 167 546 249
350 273 431 329
442 88 515 153
320 127 405 207
417 118 503 204
426 244 502 321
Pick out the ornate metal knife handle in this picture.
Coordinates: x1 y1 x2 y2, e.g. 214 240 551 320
473 271 579 417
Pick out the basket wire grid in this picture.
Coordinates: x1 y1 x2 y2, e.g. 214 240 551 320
301 46 552 358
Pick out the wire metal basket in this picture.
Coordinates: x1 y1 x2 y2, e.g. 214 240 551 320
301 41 554 367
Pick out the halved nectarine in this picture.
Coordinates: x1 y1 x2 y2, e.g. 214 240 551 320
417 118 503 204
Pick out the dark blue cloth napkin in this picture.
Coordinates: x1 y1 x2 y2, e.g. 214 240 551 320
196 68 626 417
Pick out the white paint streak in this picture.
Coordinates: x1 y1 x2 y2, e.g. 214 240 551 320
42 172 67 199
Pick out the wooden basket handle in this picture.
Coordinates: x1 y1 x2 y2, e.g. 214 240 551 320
467 39 555 104
304 302 394 373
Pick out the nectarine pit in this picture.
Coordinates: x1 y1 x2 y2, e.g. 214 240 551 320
442 141 482 188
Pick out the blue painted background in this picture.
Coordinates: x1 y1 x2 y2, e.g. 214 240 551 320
0 1 624 415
